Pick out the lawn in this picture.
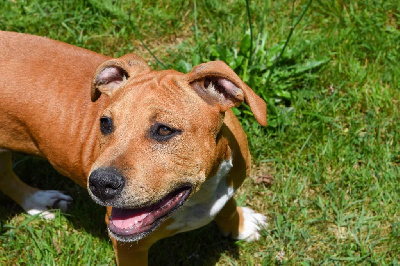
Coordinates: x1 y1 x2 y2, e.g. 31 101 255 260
0 0 399 264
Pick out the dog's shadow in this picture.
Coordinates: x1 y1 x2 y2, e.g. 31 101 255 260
0 155 239 265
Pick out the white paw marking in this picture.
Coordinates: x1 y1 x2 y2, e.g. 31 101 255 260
22 190 73 220
237 207 267 241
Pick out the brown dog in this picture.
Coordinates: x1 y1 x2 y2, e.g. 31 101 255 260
0 31 267 265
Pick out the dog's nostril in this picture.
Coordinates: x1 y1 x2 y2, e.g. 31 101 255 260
106 184 117 189
89 168 125 202
105 179 122 189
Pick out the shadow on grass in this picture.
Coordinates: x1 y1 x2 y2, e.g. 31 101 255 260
0 155 239 264
150 223 239 265
0 154 108 239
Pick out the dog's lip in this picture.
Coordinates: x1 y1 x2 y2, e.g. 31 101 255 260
108 185 192 240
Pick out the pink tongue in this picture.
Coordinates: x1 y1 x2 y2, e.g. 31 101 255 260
111 209 150 229
108 186 191 237
109 205 167 236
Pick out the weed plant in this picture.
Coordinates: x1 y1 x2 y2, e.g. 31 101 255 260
0 0 399 264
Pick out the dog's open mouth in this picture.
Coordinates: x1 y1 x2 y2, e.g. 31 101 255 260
108 186 192 242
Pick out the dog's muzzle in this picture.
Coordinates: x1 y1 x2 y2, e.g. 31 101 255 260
88 168 125 202
108 185 192 242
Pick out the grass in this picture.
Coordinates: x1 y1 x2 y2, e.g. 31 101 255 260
1 0 399 264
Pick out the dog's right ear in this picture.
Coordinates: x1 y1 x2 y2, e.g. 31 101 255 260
91 54 150 102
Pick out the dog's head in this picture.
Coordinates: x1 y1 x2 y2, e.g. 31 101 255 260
87 54 266 242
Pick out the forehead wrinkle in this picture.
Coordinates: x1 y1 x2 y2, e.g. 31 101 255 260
132 71 204 115
143 84 194 128
152 73 198 105
135 70 183 96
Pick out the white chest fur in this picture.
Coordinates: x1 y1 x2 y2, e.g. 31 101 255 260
167 156 235 233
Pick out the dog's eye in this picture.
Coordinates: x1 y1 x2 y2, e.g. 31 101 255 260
150 123 181 142
100 116 114 135
157 125 173 136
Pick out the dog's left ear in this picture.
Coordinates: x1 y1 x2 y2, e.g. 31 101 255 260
187 61 267 126
91 54 150 102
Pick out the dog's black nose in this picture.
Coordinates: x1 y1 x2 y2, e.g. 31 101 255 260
89 168 125 201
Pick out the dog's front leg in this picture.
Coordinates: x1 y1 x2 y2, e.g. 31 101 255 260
0 151 72 219
111 237 149 266
215 197 267 241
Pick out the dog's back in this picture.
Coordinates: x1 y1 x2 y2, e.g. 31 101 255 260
0 31 109 181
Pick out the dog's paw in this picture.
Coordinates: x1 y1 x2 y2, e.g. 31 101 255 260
236 207 267 241
21 190 73 219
